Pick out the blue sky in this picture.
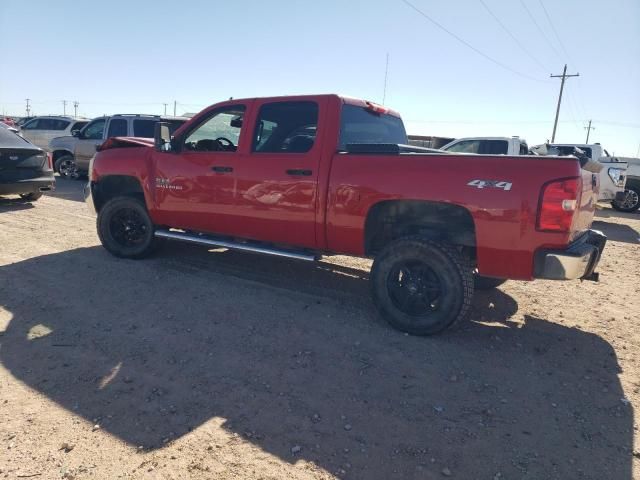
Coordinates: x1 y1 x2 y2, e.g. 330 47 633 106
1 0 639 155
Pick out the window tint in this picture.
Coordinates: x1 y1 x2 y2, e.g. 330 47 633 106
445 140 481 153
339 104 407 149
519 142 529 155
184 106 245 152
21 119 40 130
71 121 88 132
253 101 318 153
107 119 128 137
83 119 106 140
133 119 156 138
50 119 70 130
480 140 509 155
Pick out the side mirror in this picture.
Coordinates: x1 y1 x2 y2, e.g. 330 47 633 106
72 130 81 138
154 122 172 152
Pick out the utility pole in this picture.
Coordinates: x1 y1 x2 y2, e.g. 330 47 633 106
73 101 79 118
25 98 31 116
550 64 579 143
62 100 67 116
173 100 177 116
584 120 595 144
163 103 168 115
382 53 389 105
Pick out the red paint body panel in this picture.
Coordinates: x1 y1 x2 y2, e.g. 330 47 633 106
92 94 596 281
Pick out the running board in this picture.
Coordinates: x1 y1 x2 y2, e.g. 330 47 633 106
154 229 319 262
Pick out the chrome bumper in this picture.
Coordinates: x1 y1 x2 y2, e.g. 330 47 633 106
533 230 606 281
84 182 97 216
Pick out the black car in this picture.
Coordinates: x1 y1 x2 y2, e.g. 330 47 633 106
0 127 55 201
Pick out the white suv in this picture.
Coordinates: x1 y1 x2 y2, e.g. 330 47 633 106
19 116 89 151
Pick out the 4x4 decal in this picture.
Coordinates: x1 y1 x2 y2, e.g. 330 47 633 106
467 179 512 191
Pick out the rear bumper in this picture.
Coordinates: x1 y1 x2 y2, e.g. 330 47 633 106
533 229 607 281
0 174 55 195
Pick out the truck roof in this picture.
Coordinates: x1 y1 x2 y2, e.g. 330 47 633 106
198 94 402 118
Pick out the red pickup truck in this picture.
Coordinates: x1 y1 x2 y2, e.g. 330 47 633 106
86 94 606 335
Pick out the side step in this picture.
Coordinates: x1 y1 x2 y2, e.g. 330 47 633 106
154 229 320 262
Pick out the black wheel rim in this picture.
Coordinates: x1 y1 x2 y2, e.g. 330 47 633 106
387 260 444 316
109 208 148 247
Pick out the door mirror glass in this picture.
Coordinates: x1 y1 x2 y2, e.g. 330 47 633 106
155 122 171 152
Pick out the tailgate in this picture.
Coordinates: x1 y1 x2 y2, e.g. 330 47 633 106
572 168 598 240
0 147 46 173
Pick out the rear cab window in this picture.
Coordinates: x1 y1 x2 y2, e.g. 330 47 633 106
339 104 407 150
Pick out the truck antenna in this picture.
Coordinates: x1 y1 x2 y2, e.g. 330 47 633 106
382 53 389 105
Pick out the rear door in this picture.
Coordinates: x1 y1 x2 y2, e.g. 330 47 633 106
41 119 70 147
230 98 326 248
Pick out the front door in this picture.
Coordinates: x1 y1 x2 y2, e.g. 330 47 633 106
151 104 248 235
231 99 325 249
75 118 106 167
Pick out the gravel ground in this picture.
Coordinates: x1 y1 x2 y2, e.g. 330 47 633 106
0 179 638 479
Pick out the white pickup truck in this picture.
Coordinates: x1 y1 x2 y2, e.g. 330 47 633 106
533 143 628 206
612 157 640 212
440 138 627 205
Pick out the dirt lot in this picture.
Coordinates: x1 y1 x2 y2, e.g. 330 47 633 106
0 179 638 479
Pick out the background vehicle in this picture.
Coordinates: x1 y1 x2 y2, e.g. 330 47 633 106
49 114 188 178
19 116 89 151
532 143 627 205
441 136 530 155
87 94 605 336
612 157 640 212
0 121 20 134
0 126 54 201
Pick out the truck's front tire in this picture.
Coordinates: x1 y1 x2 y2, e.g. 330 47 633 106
97 196 158 259
370 237 474 336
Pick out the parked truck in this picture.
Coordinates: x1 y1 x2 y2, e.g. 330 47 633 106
85 95 606 336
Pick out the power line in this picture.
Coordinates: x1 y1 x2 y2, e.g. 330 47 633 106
399 0 548 83
520 0 563 62
538 0 572 63
479 0 547 73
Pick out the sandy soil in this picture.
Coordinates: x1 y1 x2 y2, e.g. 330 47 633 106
0 179 638 479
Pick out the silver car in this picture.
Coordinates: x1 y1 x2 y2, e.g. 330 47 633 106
19 116 89 151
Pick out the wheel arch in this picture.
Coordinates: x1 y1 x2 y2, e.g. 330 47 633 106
52 149 74 163
93 175 146 213
364 200 477 258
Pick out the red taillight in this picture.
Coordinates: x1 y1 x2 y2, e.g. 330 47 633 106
537 177 582 232
46 152 53 169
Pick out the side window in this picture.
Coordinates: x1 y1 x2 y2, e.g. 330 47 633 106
83 119 106 140
184 105 246 152
445 140 481 153
21 119 40 130
480 140 509 155
107 119 128 138
51 119 70 130
37 119 55 130
519 142 529 155
71 121 88 132
133 119 156 138
252 101 318 153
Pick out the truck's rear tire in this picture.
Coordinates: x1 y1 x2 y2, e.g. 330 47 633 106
370 237 474 336
97 196 158 259
612 185 640 212
473 273 507 290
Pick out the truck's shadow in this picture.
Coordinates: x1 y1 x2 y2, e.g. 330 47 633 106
0 246 632 479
